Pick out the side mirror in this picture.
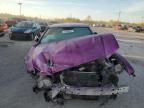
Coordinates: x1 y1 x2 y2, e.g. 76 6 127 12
34 35 40 42
93 32 98 34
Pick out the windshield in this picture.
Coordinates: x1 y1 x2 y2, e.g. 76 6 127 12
40 27 92 43
15 22 33 28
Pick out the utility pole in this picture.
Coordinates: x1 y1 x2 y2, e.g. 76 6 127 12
18 2 22 16
117 11 121 22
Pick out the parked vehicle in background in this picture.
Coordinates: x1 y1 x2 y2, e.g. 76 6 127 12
128 26 143 32
92 24 97 27
128 26 135 32
38 22 48 32
12 17 27 22
114 24 122 30
5 20 17 27
105 25 113 28
134 26 144 32
120 24 128 30
99 24 105 27
114 24 129 31
6 17 27 28
0 19 8 36
9 21 41 40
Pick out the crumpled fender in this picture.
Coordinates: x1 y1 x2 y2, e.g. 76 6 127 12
111 53 135 76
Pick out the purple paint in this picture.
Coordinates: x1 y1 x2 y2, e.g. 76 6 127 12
25 28 134 76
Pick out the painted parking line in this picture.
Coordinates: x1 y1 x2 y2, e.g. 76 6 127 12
124 55 144 60
118 39 143 44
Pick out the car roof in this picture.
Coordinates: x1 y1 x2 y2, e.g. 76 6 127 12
20 21 34 24
49 23 89 28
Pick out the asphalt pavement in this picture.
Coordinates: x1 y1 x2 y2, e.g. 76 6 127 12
0 28 144 108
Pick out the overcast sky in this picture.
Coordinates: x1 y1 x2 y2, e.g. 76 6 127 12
0 0 144 22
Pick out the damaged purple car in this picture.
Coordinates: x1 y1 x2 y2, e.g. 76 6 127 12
25 23 135 104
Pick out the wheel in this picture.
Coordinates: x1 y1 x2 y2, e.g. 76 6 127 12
44 92 51 102
9 34 14 40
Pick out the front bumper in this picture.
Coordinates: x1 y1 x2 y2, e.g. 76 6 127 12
10 32 32 40
51 84 129 99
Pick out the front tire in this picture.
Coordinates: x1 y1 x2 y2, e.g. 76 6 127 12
9 34 14 40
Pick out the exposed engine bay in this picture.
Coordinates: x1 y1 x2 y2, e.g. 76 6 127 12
31 57 129 105
62 59 120 87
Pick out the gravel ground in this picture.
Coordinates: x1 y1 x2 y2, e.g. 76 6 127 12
0 28 144 108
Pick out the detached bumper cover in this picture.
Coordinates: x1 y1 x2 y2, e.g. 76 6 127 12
112 53 135 76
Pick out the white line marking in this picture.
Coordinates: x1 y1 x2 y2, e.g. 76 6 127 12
118 39 143 44
124 55 144 60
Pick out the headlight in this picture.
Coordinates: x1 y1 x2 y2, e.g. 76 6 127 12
115 64 123 73
24 29 32 33
37 76 52 88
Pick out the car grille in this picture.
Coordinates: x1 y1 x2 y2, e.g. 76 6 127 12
11 32 31 40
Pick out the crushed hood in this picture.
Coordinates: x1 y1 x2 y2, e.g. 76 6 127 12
26 33 119 75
